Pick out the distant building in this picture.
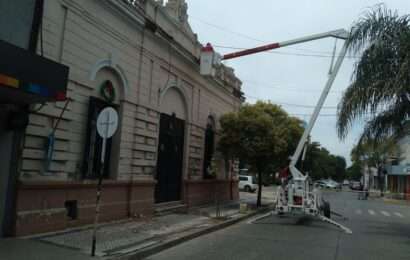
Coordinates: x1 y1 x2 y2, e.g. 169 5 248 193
13 0 243 236
386 136 410 200
363 165 378 191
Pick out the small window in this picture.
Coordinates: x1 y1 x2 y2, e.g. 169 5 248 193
203 116 216 179
65 200 78 220
239 176 247 181
391 159 399 166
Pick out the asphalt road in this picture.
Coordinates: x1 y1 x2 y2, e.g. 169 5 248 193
146 190 410 260
238 186 276 206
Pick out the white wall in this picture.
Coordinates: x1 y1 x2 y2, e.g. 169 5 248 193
20 0 242 182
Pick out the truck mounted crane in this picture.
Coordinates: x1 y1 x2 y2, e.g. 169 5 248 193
200 29 353 234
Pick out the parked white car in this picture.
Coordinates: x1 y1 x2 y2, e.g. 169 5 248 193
239 175 257 192
314 179 341 190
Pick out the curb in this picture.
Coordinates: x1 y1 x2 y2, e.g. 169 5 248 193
113 205 274 260
382 198 410 205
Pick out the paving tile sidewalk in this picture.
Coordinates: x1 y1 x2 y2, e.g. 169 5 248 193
28 201 270 259
0 238 99 260
35 213 216 258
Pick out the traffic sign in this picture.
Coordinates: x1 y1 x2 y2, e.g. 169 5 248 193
92 106 119 256
96 107 118 139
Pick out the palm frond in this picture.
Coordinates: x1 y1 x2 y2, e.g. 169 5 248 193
360 100 410 142
337 5 410 140
348 5 410 54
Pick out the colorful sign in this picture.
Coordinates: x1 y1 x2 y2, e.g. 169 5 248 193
0 39 69 104
0 74 19 88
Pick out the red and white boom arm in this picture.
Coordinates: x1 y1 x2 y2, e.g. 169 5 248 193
222 29 349 61
214 29 350 179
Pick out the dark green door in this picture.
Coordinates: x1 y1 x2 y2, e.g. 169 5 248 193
155 113 185 203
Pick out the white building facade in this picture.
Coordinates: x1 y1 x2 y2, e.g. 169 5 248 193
15 0 242 236
387 136 410 199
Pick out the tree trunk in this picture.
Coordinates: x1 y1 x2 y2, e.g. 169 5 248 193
257 171 263 207
378 163 385 197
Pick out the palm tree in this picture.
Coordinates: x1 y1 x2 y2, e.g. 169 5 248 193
350 137 397 168
337 5 410 143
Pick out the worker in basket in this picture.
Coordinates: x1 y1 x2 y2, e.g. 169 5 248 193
275 158 292 211
278 158 292 185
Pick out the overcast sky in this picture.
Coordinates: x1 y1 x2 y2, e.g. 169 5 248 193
183 0 410 165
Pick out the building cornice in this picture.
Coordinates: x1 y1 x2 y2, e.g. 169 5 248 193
61 0 242 104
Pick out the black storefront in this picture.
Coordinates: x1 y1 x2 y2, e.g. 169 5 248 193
0 0 68 237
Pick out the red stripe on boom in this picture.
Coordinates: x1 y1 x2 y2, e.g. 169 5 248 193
222 43 280 60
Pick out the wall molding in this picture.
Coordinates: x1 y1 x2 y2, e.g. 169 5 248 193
89 58 130 96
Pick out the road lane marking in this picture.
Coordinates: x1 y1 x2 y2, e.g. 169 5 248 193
394 212 404 218
368 209 376 216
355 209 362 215
381 211 390 217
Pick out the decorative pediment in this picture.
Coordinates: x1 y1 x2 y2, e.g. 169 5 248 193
165 0 187 23
164 0 195 38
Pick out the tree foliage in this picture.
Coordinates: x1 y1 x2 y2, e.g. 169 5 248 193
218 101 304 206
303 142 347 181
350 137 397 168
346 161 362 181
337 5 410 143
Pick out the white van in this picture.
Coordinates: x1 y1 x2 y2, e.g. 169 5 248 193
238 175 257 192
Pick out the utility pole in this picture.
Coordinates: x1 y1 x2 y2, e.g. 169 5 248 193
91 107 118 257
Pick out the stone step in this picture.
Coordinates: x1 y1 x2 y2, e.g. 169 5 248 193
154 201 187 216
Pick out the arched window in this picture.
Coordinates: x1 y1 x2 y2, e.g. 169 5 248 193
82 67 124 180
203 116 215 179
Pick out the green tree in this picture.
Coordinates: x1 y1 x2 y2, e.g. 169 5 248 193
303 142 347 181
337 5 410 143
351 137 396 168
218 101 303 207
333 155 347 181
346 161 362 181
350 137 398 194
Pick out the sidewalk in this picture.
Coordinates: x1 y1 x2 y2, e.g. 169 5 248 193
340 188 410 205
36 213 216 258
0 238 99 260
24 200 273 259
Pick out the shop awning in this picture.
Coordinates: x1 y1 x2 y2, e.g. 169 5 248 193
387 165 410 176
0 39 69 104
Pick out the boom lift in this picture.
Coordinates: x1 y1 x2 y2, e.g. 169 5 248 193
200 29 352 234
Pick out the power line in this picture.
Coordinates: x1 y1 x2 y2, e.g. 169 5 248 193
190 16 345 56
243 95 376 119
289 114 374 121
244 94 338 109
290 113 339 117
290 113 342 117
190 16 264 43
241 79 344 94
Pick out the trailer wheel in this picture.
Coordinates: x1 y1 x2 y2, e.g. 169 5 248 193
323 201 331 218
